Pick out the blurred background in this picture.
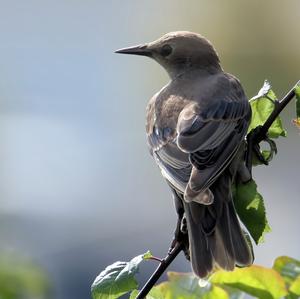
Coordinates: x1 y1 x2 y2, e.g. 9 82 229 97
0 0 299 298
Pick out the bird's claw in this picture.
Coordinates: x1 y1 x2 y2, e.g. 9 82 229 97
169 216 190 260
246 125 277 171
180 216 188 234
253 136 277 165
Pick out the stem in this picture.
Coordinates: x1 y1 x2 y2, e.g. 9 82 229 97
136 242 184 299
148 256 163 263
254 80 299 143
246 80 299 171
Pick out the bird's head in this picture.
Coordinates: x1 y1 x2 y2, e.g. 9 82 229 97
115 31 221 79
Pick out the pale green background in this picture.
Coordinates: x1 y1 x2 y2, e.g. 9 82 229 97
0 1 299 298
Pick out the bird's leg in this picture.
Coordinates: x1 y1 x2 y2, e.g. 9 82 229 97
169 192 184 251
169 189 190 260
246 125 277 174
180 215 188 234
169 213 183 251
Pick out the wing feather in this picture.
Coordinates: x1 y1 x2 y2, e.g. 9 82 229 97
176 74 251 191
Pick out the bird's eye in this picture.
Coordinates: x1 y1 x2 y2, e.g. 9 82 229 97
160 44 172 57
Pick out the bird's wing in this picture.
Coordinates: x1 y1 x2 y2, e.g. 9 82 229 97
146 92 192 192
177 74 251 191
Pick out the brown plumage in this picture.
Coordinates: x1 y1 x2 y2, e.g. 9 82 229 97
116 31 253 278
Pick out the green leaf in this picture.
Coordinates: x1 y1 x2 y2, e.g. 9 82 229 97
233 179 271 244
293 84 300 128
153 272 229 299
148 288 166 299
130 288 166 299
202 285 230 299
248 80 287 138
273 256 300 285
91 251 152 299
294 85 300 116
154 272 208 299
211 265 287 299
129 289 139 299
289 276 300 297
219 286 244 299
143 250 153 260
0 253 50 299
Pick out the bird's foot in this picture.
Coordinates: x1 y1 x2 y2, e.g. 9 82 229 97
253 136 277 165
246 126 277 171
169 216 190 260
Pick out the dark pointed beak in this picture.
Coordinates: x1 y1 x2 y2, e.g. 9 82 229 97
115 44 152 57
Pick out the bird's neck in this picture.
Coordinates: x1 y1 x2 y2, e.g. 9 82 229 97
169 65 222 82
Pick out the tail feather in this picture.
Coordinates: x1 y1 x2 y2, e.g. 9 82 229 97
227 200 254 266
208 203 235 271
209 227 234 271
183 174 253 278
184 201 213 278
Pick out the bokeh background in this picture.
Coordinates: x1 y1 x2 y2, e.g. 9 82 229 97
0 1 299 298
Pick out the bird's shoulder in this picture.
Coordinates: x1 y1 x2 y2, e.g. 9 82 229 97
189 71 247 103
178 72 250 123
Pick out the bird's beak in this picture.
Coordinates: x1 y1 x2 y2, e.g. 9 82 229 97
115 44 152 57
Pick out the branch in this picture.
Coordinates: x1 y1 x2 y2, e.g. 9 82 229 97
246 80 299 171
136 80 299 299
255 80 299 142
136 242 184 299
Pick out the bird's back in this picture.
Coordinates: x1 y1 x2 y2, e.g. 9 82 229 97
146 71 249 193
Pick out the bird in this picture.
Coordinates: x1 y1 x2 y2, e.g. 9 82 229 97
115 31 254 278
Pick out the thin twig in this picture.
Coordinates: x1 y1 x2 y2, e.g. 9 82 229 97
136 242 184 299
246 81 299 171
148 256 163 263
256 80 300 142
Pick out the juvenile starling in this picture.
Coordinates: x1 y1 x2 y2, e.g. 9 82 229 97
115 31 253 278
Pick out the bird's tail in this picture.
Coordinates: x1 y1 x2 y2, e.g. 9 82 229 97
183 174 253 278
